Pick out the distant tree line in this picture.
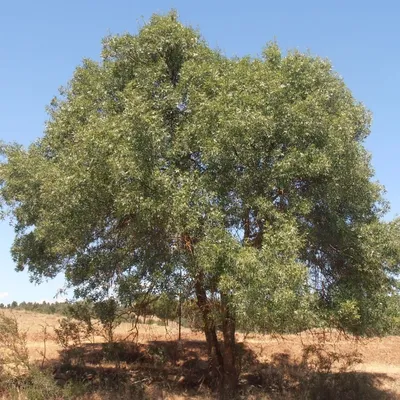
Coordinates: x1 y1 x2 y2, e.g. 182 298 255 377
0 301 69 315
0 297 181 323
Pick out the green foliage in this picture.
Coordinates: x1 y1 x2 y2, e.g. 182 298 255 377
56 299 122 345
181 299 204 331
0 10 399 349
223 225 317 334
55 318 92 349
152 293 178 323
93 299 121 342
65 301 94 329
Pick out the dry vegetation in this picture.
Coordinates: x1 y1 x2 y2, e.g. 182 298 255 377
0 309 399 399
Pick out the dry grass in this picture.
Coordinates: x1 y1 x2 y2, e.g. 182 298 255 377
1 309 399 399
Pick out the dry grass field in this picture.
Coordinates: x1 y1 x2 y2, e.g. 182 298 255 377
1 309 400 399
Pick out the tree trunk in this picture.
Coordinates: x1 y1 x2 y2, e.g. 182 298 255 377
195 274 239 399
195 274 224 388
221 294 238 398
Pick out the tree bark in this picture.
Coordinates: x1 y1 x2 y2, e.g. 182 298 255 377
221 293 238 398
195 274 224 389
195 274 239 399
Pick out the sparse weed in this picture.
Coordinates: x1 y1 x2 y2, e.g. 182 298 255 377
0 311 30 375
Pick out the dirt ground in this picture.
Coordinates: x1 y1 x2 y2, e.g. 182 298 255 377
3 310 400 399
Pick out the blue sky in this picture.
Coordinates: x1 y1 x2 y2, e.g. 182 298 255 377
0 0 399 304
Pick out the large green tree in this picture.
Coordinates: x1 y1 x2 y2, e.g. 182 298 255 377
1 12 399 398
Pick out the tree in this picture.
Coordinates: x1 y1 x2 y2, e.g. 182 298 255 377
153 293 179 325
93 298 121 343
1 11 399 398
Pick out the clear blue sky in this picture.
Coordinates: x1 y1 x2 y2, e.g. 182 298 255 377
1 0 399 304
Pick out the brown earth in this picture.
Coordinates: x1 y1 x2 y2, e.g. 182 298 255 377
2 310 400 399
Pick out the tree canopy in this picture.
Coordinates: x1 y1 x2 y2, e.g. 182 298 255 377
1 11 399 397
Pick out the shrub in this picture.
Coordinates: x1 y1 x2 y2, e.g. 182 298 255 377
0 311 30 374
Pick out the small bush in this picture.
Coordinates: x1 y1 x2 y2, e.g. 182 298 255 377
0 311 30 374
16 368 63 400
55 318 92 349
54 318 90 366
301 342 362 374
93 299 121 343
